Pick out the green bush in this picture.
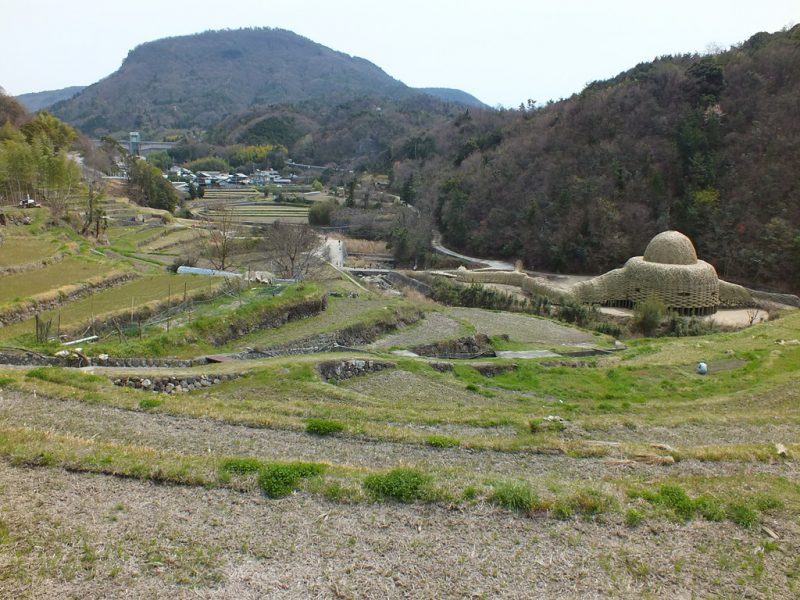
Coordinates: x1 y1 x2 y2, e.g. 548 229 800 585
556 299 596 327
490 481 537 512
0 377 15 387
633 295 666 336
666 314 714 337
305 418 345 436
363 468 432 503
592 321 624 338
258 462 326 498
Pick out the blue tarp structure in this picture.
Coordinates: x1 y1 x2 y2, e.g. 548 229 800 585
176 266 242 278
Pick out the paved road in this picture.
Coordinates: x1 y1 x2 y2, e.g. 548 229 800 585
431 234 515 271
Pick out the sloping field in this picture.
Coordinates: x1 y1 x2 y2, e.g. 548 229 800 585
0 256 124 304
201 203 309 224
0 273 221 341
0 237 62 267
446 306 601 346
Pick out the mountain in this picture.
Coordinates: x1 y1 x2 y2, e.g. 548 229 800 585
16 86 85 112
51 28 487 137
396 26 800 293
416 88 488 108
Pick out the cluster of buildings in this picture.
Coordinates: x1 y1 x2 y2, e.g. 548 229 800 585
167 167 294 193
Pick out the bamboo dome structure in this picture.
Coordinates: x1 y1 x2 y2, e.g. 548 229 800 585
573 231 720 314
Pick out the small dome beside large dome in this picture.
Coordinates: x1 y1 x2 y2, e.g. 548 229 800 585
643 231 698 265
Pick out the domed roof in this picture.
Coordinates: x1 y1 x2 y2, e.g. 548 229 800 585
643 231 698 265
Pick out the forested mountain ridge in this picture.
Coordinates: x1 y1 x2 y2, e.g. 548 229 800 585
48 28 484 138
16 87 85 113
51 28 412 136
396 26 800 292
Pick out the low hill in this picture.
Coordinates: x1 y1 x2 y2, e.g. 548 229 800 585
16 86 85 112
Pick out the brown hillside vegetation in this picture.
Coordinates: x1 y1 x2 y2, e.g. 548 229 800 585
398 26 800 292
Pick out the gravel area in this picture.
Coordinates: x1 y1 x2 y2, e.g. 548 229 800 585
446 307 597 345
1 462 797 599
366 311 463 349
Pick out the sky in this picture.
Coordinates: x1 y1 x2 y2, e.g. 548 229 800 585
1 0 797 107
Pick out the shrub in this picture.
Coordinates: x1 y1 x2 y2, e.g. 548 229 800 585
426 435 460 448
593 321 624 338
489 481 537 512
305 418 345 436
556 299 596 327
666 314 714 337
633 295 666 336
258 462 326 498
0 377 14 387
363 468 432 503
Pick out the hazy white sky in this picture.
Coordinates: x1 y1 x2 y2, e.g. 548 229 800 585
1 0 796 106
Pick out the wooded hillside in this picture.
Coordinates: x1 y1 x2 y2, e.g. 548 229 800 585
396 26 800 292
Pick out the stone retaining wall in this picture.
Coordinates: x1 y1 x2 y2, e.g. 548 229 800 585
317 359 395 382
112 372 240 393
411 334 494 359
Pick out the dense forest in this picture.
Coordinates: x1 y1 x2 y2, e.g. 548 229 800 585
390 26 800 292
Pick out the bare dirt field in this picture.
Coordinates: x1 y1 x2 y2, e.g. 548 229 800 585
367 311 464 350
2 462 798 600
446 307 599 346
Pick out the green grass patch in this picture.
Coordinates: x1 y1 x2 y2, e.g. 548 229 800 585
138 397 163 410
363 467 433 503
258 462 327 498
489 481 538 512
26 367 105 391
551 488 616 520
219 457 264 475
425 435 460 448
305 418 345 436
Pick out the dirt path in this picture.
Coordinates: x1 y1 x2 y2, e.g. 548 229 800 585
0 462 797 599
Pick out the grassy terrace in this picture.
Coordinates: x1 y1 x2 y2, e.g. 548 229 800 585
0 273 223 342
0 237 63 268
0 255 128 305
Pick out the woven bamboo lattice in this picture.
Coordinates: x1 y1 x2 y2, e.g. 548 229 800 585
452 270 569 301
573 231 721 313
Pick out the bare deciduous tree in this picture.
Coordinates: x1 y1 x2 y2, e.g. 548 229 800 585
261 221 321 280
204 203 239 272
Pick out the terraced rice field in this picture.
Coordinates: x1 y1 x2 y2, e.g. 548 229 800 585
0 256 124 304
0 237 63 267
199 202 309 224
0 273 222 341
